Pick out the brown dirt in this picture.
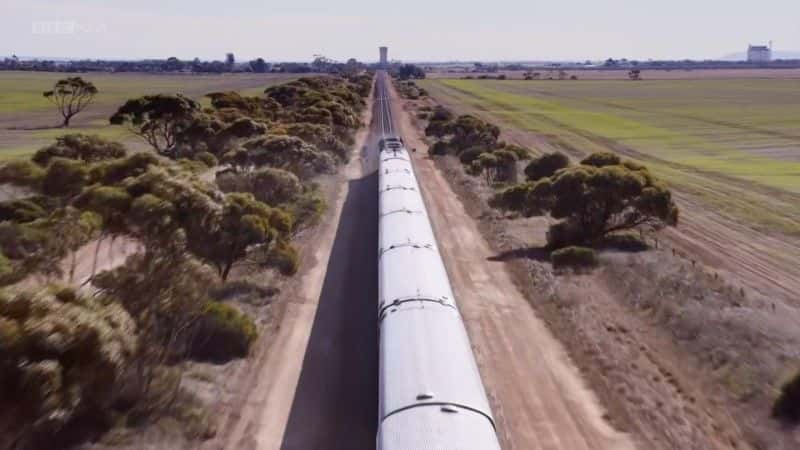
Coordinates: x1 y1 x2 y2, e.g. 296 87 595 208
389 77 637 450
401 91 800 448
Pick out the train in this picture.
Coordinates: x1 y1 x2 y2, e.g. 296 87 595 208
377 135 502 449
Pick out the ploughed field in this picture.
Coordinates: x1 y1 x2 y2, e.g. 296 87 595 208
421 78 800 236
420 76 800 304
0 71 298 160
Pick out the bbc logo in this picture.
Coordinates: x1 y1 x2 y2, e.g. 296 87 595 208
32 21 107 35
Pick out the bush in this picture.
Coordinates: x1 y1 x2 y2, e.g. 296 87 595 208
773 371 800 423
525 152 570 181
428 141 450 156
0 198 47 223
194 151 218 168
32 134 127 166
189 301 257 362
546 221 585 249
459 146 489 165
0 287 137 448
0 160 45 189
581 151 621 167
551 246 598 270
264 239 299 276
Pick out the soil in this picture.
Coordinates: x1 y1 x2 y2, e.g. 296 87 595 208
389 77 637 450
399 88 800 448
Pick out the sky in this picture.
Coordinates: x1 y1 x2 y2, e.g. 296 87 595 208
2 0 799 62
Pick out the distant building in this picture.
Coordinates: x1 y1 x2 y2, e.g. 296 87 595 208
379 46 388 67
748 44 772 63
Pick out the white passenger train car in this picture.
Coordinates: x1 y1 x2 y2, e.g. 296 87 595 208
377 136 502 450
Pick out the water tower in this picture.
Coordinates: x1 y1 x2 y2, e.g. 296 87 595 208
379 46 388 67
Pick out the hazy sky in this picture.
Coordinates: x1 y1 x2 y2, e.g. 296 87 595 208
3 0 799 62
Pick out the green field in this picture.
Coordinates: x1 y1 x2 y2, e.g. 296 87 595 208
0 71 298 160
420 78 800 235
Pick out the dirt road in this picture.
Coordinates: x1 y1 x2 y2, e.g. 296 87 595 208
386 78 636 449
203 86 379 450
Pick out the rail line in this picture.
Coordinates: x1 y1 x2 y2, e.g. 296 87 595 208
377 73 394 137
375 71 501 449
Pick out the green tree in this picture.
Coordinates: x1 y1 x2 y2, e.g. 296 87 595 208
492 156 679 247
32 134 127 166
188 193 292 282
525 152 570 181
109 94 201 156
0 287 136 449
43 77 98 127
216 167 302 206
249 58 269 73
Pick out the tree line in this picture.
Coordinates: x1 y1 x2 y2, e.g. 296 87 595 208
1 54 369 74
422 104 679 252
0 73 372 449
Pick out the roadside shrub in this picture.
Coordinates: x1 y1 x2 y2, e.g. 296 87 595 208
459 146 489 165
428 141 450 156
209 280 278 303
286 187 326 233
0 287 137 448
264 239 299 276
41 158 88 198
0 160 45 189
551 246 598 270
525 152 570 181
546 221 585 249
194 151 218 168
773 371 800 423
501 144 531 160
581 151 621 167
0 198 47 223
189 301 257 363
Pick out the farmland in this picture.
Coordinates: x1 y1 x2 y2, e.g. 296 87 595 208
0 71 299 160
420 78 800 236
411 75 800 449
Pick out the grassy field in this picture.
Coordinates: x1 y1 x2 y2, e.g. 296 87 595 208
0 71 299 160
420 78 800 235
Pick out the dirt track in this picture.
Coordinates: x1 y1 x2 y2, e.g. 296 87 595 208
202 84 378 450
387 77 636 450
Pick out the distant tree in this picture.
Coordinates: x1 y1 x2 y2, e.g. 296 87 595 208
109 94 201 156
164 56 184 71
43 77 98 127
628 69 642 80
396 64 426 80
249 57 269 73
225 53 235 70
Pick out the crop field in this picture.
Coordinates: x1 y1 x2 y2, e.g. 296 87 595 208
420 78 800 236
0 71 298 159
